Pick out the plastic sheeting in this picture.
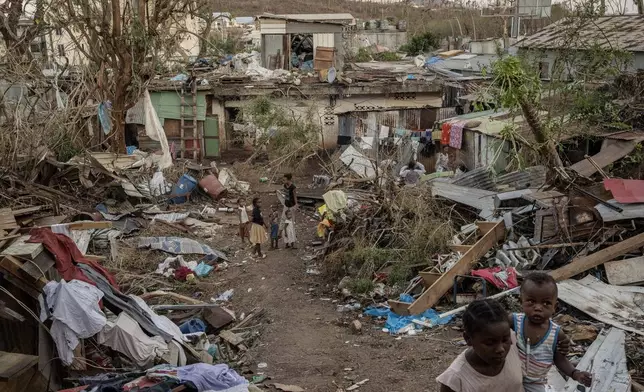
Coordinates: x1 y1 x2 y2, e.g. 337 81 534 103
364 294 454 334
143 89 172 170
40 280 107 366
138 236 228 261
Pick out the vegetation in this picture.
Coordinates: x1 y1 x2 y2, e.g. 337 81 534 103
400 32 441 56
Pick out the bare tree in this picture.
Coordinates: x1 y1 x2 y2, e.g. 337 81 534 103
47 0 199 152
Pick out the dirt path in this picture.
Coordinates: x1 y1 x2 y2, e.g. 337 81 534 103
213 200 462 392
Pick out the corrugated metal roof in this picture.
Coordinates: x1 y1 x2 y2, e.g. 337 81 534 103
451 167 496 191
516 15 644 52
496 166 547 190
258 13 355 25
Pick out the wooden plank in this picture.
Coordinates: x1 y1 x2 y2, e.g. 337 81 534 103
0 256 48 288
0 301 25 322
419 271 442 287
19 251 55 282
0 351 38 380
401 221 505 315
10 206 44 216
0 208 18 231
387 300 411 316
550 232 644 281
0 228 19 252
219 330 245 346
67 221 112 230
0 235 44 259
604 256 644 285
449 245 472 253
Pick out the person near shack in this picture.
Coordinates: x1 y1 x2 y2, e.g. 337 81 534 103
436 146 451 172
269 205 280 250
399 160 426 186
237 197 250 244
282 173 297 223
283 209 297 249
250 197 268 259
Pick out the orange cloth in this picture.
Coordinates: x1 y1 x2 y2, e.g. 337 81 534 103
441 122 451 145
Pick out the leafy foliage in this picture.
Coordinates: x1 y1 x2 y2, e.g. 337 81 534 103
400 32 440 56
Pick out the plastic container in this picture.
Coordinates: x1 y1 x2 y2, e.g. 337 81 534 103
169 174 197 204
199 174 227 199
179 318 206 334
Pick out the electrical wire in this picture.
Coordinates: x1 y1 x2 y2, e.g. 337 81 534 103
0 285 51 333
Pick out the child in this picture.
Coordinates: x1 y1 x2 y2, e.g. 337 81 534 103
511 272 592 392
249 197 268 259
283 209 297 249
437 299 524 392
269 205 279 249
238 197 250 244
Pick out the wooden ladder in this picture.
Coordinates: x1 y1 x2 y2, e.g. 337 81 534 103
180 78 198 160
388 221 506 316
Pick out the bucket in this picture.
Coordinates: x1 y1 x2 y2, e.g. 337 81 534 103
170 174 198 204
179 318 206 334
199 174 227 199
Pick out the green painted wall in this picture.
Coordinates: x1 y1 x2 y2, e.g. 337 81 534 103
149 91 207 122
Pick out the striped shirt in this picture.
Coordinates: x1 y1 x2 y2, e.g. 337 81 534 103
513 313 560 385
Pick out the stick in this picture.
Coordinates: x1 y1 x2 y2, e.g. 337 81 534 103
140 290 204 305
438 287 520 319
152 303 222 311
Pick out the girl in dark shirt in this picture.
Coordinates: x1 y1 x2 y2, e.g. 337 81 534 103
249 197 268 258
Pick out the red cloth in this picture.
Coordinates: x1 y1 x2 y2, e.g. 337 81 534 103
174 266 193 281
28 228 118 289
441 122 451 145
603 178 644 203
471 267 519 289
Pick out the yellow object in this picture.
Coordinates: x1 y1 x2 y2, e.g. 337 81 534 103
317 219 332 238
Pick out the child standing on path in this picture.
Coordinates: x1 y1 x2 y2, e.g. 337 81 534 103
283 209 297 249
437 299 524 392
282 173 297 223
237 197 249 244
511 272 592 392
249 197 268 259
269 205 280 249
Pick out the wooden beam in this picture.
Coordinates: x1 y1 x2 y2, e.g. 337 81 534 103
419 271 442 287
10 206 44 217
404 221 505 315
0 256 48 289
550 232 644 281
476 221 500 234
1 235 44 259
387 300 411 316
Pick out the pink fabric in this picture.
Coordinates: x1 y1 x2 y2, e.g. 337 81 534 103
449 123 464 149
471 267 519 289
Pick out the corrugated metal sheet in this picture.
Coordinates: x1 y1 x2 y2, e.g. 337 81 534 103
517 15 644 52
496 166 547 189
313 33 334 49
451 167 496 191
437 107 457 121
259 20 286 34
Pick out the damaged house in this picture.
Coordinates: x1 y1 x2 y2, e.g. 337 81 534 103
256 13 356 71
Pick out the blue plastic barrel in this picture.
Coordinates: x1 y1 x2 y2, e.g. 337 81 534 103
179 318 207 334
169 174 198 204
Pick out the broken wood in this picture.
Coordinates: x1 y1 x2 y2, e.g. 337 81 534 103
0 209 18 231
139 291 204 305
0 351 38 380
0 256 48 288
0 228 19 252
0 301 25 322
1 235 44 259
219 330 245 346
152 303 223 311
550 231 644 281
439 287 520 319
232 308 265 330
390 221 506 315
604 256 644 286
10 206 45 217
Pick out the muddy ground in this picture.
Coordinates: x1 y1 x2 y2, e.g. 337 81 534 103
205 182 462 392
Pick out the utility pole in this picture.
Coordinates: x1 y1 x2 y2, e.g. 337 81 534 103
511 0 520 38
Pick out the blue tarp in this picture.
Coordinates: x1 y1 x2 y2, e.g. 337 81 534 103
364 294 454 334
425 56 443 65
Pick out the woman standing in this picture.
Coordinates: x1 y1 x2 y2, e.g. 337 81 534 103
250 197 268 259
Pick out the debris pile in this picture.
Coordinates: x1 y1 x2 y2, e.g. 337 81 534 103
310 140 644 386
0 152 278 391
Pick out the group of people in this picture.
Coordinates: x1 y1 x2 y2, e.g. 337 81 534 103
237 174 298 258
438 272 592 392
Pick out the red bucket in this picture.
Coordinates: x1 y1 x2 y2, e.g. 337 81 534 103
199 174 227 199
